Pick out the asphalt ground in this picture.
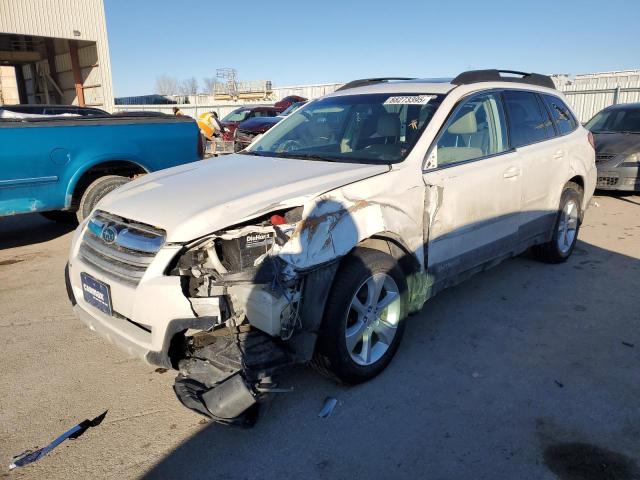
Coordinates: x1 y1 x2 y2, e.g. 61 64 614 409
1 192 639 480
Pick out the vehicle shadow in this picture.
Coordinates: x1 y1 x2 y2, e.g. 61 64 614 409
143 204 640 479
0 213 75 249
597 190 640 207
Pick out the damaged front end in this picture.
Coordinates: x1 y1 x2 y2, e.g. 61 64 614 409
168 207 312 425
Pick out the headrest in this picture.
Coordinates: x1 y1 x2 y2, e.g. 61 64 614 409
377 113 400 137
448 111 477 134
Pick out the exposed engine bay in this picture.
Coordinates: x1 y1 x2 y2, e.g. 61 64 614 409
169 206 323 425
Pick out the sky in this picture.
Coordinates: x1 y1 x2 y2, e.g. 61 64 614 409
105 0 640 97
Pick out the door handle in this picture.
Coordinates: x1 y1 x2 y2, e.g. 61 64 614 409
553 150 564 160
503 166 520 179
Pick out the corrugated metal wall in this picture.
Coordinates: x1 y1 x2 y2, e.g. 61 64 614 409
0 0 114 110
557 70 640 122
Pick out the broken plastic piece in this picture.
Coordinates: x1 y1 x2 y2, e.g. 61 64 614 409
318 397 338 418
9 410 107 470
201 373 257 419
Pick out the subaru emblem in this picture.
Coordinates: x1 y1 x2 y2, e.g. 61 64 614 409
101 226 118 244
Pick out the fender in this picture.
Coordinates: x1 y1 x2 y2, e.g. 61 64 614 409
64 153 149 209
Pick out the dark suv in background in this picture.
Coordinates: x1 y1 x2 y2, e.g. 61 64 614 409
220 106 281 141
586 102 640 191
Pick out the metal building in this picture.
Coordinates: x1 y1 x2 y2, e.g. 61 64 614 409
0 0 114 111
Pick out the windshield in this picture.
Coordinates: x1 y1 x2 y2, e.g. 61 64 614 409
223 109 249 122
586 107 640 133
245 93 444 164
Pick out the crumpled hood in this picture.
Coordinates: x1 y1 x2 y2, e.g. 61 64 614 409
96 154 389 242
594 132 640 156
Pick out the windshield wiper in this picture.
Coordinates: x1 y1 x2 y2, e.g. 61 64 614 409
279 153 340 162
239 151 271 157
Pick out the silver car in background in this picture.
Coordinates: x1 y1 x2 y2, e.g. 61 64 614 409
586 102 640 191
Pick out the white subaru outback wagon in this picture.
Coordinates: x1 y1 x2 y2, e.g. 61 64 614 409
67 70 596 424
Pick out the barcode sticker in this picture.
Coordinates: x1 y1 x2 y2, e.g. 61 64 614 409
384 95 435 105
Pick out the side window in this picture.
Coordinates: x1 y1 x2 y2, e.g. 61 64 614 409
503 90 548 147
536 94 557 138
435 92 508 166
542 94 577 135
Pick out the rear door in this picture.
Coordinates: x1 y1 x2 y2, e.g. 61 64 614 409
423 91 522 286
502 90 571 244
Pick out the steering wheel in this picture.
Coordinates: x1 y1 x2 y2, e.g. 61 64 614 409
278 139 303 152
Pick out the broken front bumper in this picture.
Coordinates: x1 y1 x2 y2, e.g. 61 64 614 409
66 233 225 367
72 302 224 368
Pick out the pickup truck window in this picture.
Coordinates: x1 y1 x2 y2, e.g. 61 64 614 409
246 93 444 164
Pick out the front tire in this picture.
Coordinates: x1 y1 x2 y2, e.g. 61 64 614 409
76 175 130 223
533 181 583 263
312 247 407 384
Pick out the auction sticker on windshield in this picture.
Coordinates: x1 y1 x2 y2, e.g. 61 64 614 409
384 95 435 105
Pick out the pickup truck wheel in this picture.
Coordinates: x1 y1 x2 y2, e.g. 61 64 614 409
39 211 78 224
312 247 407 384
76 175 130 222
532 181 583 263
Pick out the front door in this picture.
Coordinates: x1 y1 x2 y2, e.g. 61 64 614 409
422 91 522 288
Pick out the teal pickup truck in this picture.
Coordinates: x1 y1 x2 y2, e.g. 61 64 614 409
0 111 203 222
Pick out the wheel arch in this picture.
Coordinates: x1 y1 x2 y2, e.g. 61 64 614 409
65 158 149 210
566 175 586 221
358 232 422 278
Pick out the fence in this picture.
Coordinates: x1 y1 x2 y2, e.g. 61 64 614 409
113 83 345 118
114 102 268 119
114 74 640 123
556 70 640 122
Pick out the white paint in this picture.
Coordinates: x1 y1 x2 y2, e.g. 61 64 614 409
68 78 597 355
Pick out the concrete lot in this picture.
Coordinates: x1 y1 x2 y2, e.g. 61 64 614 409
0 193 639 480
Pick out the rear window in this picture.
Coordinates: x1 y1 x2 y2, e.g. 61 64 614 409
503 91 548 147
542 94 577 135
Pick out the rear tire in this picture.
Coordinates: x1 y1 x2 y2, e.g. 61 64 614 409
39 211 77 224
76 175 130 223
312 247 407 384
532 181 583 263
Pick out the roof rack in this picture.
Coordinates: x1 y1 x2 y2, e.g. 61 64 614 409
451 70 556 89
336 77 416 91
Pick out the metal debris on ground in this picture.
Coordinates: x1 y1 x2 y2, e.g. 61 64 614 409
318 397 338 418
9 410 108 470
622 341 634 348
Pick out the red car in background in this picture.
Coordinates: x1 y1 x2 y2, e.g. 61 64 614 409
220 106 281 141
274 95 307 111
